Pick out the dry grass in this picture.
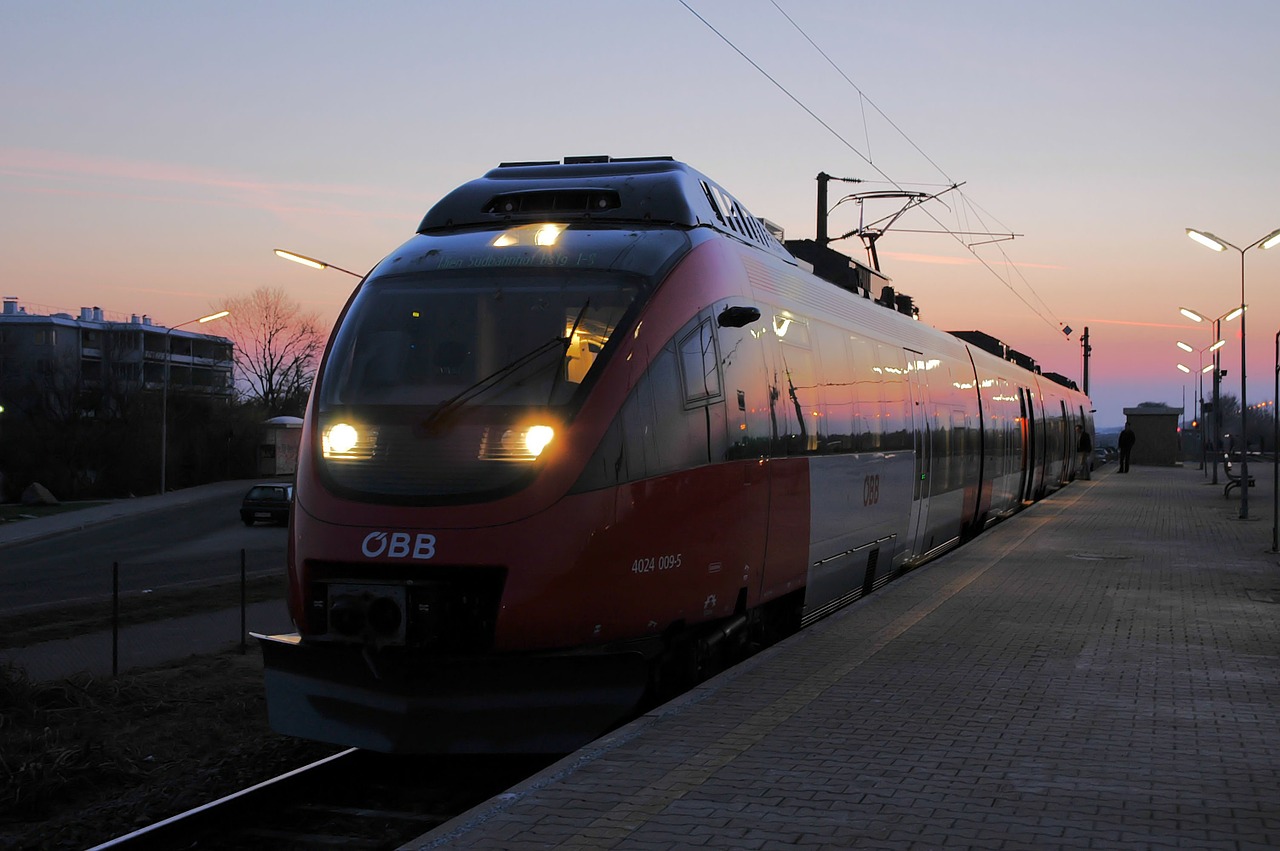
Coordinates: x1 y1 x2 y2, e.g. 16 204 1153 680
0 575 287 650
0 649 335 850
0 503 111 524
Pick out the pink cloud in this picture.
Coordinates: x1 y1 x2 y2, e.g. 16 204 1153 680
0 147 418 220
7 181 407 221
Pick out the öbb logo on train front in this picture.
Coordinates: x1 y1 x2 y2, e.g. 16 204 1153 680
361 531 437 560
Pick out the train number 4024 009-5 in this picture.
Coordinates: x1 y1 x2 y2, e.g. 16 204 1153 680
631 554 682 574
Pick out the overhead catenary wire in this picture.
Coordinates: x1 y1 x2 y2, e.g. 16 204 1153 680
678 0 1071 340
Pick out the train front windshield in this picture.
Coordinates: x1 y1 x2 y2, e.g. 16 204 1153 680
315 264 647 502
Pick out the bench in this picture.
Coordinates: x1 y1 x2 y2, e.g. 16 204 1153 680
1223 453 1255 498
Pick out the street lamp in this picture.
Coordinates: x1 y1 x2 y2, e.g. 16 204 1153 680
1179 305 1242 485
1176 339 1224 472
1186 227 1280 520
160 310 230 493
1275 331 1280 551
274 248 364 279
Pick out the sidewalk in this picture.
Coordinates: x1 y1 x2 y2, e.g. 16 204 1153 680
0 479 256 548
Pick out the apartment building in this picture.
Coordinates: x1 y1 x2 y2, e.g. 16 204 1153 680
0 297 234 415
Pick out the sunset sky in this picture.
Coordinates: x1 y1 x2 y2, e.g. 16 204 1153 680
3 1 1278 427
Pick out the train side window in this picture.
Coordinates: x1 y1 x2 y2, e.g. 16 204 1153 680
679 319 722 404
876 343 911 452
814 323 852 453
848 335 881 452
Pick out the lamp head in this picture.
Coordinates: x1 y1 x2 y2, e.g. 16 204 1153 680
1186 229 1227 252
275 248 327 270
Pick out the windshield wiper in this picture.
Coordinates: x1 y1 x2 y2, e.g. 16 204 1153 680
422 301 593 433
420 336 567 434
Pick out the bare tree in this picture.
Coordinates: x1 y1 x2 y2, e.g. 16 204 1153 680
220 287 324 414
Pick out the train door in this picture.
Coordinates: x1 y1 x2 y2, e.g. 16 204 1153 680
1018 388 1034 502
905 348 932 557
1059 400 1072 483
1028 387 1047 498
717 302 805 609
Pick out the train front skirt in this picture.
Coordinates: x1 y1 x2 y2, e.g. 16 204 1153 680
254 633 651 754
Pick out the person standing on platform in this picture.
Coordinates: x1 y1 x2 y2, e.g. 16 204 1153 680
1076 425 1092 480
1118 421 1136 473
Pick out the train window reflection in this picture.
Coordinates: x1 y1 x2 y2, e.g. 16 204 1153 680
679 319 722 403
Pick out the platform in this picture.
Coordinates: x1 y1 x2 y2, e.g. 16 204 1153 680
405 463 1280 850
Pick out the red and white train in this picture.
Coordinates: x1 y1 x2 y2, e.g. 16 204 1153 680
258 156 1092 753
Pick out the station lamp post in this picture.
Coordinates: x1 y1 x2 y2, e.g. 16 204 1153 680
1176 339 1224 471
160 310 230 494
1185 227 1280 520
1275 331 1280 551
1179 306 1242 485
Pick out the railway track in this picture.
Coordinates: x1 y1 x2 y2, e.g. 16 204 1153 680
87 593 784 850
90 747 556 850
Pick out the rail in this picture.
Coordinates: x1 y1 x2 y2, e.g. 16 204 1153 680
86 748 359 850
86 748 554 850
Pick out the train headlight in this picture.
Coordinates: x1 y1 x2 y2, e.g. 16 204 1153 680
479 422 556 461
491 223 566 248
322 421 376 459
533 224 563 246
325 423 359 453
524 425 555 457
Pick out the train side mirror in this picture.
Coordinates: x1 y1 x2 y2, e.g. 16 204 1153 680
717 306 761 328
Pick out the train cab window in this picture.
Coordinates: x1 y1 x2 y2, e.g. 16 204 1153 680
565 314 610 384
323 273 641 409
679 319 721 404
314 269 646 501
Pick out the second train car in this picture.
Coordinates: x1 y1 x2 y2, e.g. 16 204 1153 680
258 156 1092 753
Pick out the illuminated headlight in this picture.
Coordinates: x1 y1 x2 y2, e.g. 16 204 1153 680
322 421 377 459
479 423 555 461
524 425 554 456
533 224 563 246
491 223 566 248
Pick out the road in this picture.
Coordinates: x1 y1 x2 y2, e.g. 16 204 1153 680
0 492 288 616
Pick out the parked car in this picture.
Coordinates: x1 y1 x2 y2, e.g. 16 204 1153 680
240 483 294 526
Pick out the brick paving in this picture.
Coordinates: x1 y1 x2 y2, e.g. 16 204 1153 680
405 463 1280 850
